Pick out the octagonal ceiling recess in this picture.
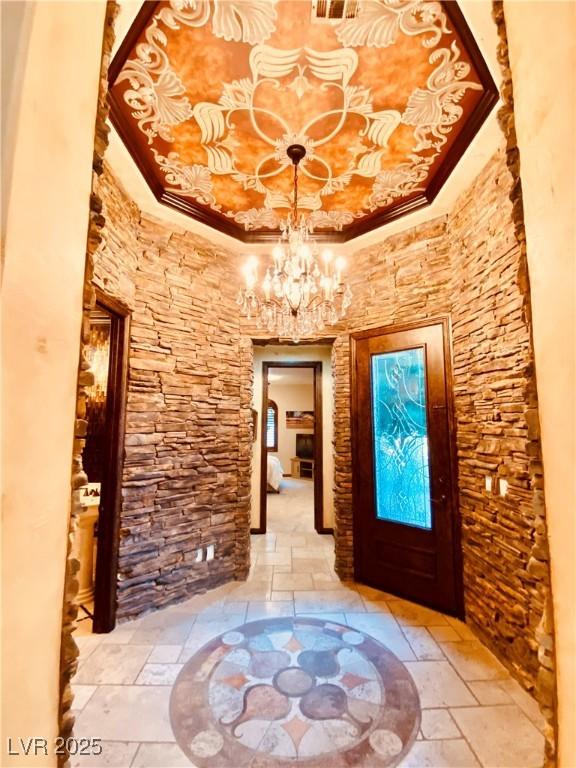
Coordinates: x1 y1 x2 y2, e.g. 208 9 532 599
109 0 498 243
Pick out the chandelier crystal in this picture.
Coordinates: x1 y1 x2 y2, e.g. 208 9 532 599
237 144 352 343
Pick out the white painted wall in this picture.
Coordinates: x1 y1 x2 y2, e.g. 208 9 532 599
1 3 106 764
503 3 576 762
268 376 315 473
251 346 334 530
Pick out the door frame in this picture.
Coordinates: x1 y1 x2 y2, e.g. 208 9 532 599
350 315 463 617
256 361 329 534
91 290 130 633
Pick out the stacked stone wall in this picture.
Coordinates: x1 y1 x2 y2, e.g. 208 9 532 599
448 151 547 692
91 169 252 620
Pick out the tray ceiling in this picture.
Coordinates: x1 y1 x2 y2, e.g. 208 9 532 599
109 0 498 242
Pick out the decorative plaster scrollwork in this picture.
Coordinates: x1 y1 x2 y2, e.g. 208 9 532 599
115 23 194 144
335 0 449 49
114 0 486 229
152 149 220 209
117 0 278 144
367 155 434 209
402 41 483 151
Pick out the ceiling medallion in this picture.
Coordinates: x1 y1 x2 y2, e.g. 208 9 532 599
238 144 351 342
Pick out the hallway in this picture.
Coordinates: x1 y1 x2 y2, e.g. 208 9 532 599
72 480 545 767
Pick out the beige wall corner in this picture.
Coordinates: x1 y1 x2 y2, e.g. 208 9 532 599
1 2 106 765
503 1 576 763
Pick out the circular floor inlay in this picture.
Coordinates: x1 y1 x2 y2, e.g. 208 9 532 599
170 617 420 767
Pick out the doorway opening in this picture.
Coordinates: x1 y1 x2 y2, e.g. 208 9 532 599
253 350 334 537
74 292 129 634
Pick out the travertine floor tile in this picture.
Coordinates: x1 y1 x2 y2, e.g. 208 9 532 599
75 686 174 742
270 590 293 601
444 615 478 640
345 613 416 661
420 709 461 739
294 588 365 613
428 625 461 643
246 600 294 620
70 741 139 768
398 739 480 767
440 641 508 681
147 645 183 664
387 598 450 627
402 626 445 660
255 548 292 565
131 742 192 767
71 685 97 713
70 477 544 768
76 644 152 685
289 557 332 574
135 663 183 685
467 680 514 705
450 705 544 767
272 572 314 591
404 661 478 707
498 677 545 731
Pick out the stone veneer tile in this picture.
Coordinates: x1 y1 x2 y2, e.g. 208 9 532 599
450 705 544 767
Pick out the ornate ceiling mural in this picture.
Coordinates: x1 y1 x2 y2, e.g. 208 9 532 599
109 0 497 242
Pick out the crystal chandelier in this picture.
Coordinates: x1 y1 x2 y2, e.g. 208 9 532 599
237 144 352 343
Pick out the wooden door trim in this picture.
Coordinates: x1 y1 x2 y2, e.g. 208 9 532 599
92 290 130 633
255 361 328 535
350 315 463 617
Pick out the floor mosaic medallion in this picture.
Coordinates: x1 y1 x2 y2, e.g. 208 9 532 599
170 617 421 767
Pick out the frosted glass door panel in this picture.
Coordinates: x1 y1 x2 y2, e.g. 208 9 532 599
371 348 432 529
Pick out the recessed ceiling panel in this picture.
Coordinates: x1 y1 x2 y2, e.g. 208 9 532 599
109 1 498 242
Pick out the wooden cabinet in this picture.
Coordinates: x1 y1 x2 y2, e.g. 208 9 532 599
290 457 314 479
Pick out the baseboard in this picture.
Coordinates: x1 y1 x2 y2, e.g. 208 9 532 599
317 527 334 535
250 527 265 535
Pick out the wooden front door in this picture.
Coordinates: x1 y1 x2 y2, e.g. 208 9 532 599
351 318 462 616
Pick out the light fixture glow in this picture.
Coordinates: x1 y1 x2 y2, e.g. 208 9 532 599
237 144 351 343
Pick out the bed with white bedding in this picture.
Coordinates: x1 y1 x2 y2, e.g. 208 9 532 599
267 455 284 493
